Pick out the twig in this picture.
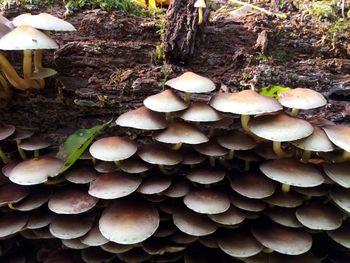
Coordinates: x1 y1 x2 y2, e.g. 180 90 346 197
228 0 286 18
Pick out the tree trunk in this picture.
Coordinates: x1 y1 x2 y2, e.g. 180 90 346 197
162 0 199 64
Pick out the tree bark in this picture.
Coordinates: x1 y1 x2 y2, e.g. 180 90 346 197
162 0 199 64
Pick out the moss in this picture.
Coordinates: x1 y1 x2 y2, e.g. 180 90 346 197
328 20 350 33
302 1 337 20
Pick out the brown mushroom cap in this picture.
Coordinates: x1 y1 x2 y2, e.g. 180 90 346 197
0 124 15 140
193 140 229 157
89 136 137 162
48 188 98 214
0 212 28 238
210 90 282 115
62 238 89 250
154 121 208 145
265 207 302 228
137 175 172 195
183 188 230 214
12 187 50 211
144 89 188 113
171 231 198 244
330 189 350 214
295 202 343 230
323 125 350 152
251 221 312 255
99 200 159 244
101 242 134 254
18 136 51 151
292 185 328 197
208 205 247 226
163 177 191 198
116 106 168 130
0 25 59 50
172 207 217 236
80 224 109 246
278 88 327 110
218 230 263 258
9 127 35 141
49 214 93 239
229 171 276 199
327 220 350 249
120 156 152 174
180 146 206 165
269 253 322 263
216 130 256 151
0 183 29 206
292 125 335 152
323 162 350 188
88 172 141 199
9 157 63 185
12 13 76 31
94 161 118 173
230 194 266 212
259 158 324 188
138 144 182 165
81 247 115 263
264 189 304 208
64 167 98 184
179 102 223 122
165 72 216 93
27 209 55 229
186 166 225 185
249 113 314 142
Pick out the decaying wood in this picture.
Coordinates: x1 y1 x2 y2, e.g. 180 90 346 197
162 0 199 63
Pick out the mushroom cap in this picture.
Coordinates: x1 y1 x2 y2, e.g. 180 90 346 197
143 89 188 113
9 157 63 185
12 13 76 31
163 177 191 198
278 88 327 110
179 102 223 122
249 113 314 142
138 144 182 165
64 167 98 184
120 156 152 174
265 207 302 228
251 221 312 255
186 166 225 185
330 189 350 214
80 224 109 246
62 238 89 250
323 162 350 188
229 171 276 199
99 200 159 244
0 25 59 50
259 158 324 188
0 23 11 38
0 183 29 206
137 175 172 195
12 187 50 211
89 136 137 162
18 136 51 151
295 202 343 230
291 125 335 152
154 121 208 145
172 207 217 236
323 125 350 152
49 215 93 239
48 188 98 214
116 106 168 130
194 0 207 8
183 188 230 214
0 212 29 238
193 140 229 157
0 15 14 29
216 130 256 151
88 172 141 199
27 209 55 229
210 90 282 115
230 194 266 212
180 146 206 165
165 72 215 93
264 190 304 208
208 205 246 226
0 124 15 140
101 242 134 254
327 220 350 249
218 230 263 258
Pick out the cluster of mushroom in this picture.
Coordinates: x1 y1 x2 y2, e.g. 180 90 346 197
0 13 75 100
1 72 350 262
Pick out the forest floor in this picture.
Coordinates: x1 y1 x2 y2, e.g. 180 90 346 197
0 1 349 145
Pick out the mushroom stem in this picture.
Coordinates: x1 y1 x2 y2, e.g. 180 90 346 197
92 157 96 165
165 112 172 122
33 49 45 89
291 108 299 117
0 53 39 90
241 114 250 133
184 92 191 105
208 126 214 137
227 149 235 159
301 150 311 163
0 146 10 164
198 7 204 25
244 160 250 171
45 175 66 185
262 247 274 253
273 141 291 158
23 49 32 80
34 150 39 158
281 183 290 192
172 142 183 151
114 161 121 169
8 203 15 210
158 164 172 175
209 156 215 167
16 139 27 160
332 151 350 163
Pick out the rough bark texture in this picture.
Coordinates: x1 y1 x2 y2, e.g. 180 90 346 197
162 0 198 64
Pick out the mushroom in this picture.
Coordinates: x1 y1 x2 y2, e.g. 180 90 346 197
10 187 50 212
49 214 93 239
9 127 35 160
265 207 302 228
0 212 29 238
323 124 350 162
249 113 314 158
0 25 58 90
165 72 216 104
323 162 350 188
327 220 350 249
0 124 15 163
18 136 50 158
0 183 29 206
80 224 109 247
137 175 172 195
194 0 207 25
179 102 223 126
264 189 304 208
193 140 228 167
186 166 225 185
278 88 327 117
208 205 247 226
210 90 282 134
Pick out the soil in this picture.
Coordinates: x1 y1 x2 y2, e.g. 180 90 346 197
0 1 349 145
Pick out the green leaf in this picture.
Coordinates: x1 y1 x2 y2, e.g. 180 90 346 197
57 119 112 174
260 86 290 99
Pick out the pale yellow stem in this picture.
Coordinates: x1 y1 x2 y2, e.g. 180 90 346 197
241 114 250 133
282 183 290 192
34 49 45 89
273 141 291 158
227 149 235 159
198 8 204 25
16 139 27 160
159 165 172 175
301 150 311 163
172 142 183 151
23 49 32 80
165 112 172 121
0 146 10 164
291 108 299 117
184 92 191 105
